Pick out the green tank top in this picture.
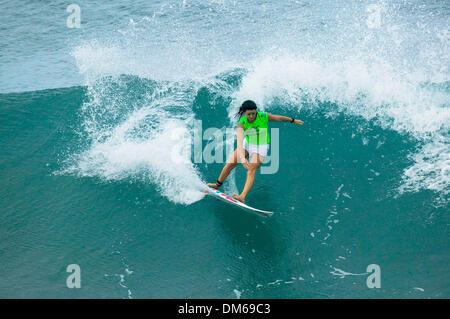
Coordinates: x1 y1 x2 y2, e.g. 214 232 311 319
238 111 270 145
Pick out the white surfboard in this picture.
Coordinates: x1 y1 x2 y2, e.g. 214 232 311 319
205 186 274 217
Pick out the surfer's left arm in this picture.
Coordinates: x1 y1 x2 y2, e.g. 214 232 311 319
268 113 304 125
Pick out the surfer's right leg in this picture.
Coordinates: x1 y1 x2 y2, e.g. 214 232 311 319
232 153 264 203
207 148 249 188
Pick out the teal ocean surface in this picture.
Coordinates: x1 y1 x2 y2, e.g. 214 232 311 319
0 0 448 298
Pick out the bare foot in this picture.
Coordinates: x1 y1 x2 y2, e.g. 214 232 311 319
207 182 221 188
232 194 245 203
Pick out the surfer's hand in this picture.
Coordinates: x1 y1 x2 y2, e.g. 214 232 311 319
242 158 250 170
294 119 304 125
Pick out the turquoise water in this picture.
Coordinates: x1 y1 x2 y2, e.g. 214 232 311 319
0 0 449 298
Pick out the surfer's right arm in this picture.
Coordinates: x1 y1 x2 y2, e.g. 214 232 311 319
237 124 249 169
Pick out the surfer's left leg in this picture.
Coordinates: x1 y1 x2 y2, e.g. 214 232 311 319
208 148 249 188
233 153 264 203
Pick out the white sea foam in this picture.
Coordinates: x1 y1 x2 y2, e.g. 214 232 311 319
73 120 205 204
330 267 368 279
63 78 207 205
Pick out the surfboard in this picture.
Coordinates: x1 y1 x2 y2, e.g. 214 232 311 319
205 186 274 217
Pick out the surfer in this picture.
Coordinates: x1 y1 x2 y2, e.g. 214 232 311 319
207 100 304 203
